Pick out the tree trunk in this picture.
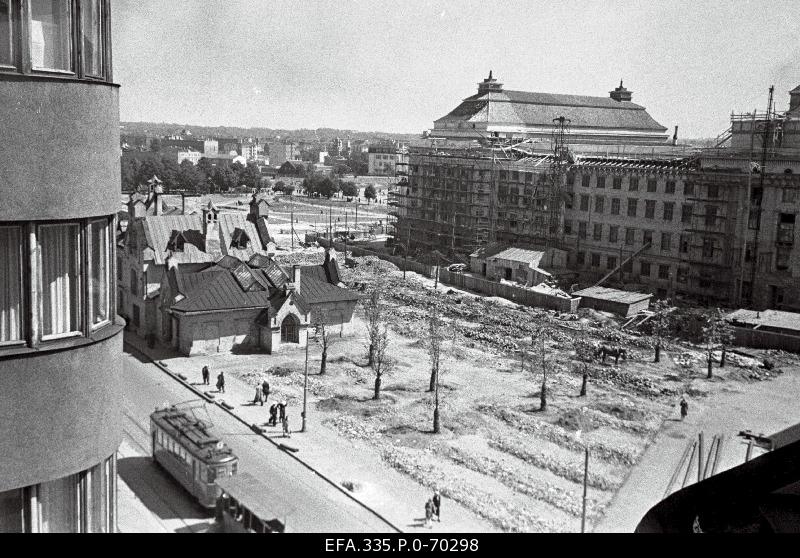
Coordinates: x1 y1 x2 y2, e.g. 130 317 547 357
707 354 713 379
368 343 374 367
320 346 327 375
720 346 726 368
580 370 587 397
433 406 440 434
654 344 661 363
429 367 437 392
373 372 381 400
540 373 548 411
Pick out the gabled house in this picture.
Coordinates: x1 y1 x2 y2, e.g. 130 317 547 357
158 249 359 356
119 194 277 339
470 243 567 287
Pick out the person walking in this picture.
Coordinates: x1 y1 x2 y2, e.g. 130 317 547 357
432 490 441 522
424 499 434 528
202 365 210 385
253 387 263 406
261 380 271 405
680 397 689 420
217 372 225 394
268 404 278 426
282 414 291 438
278 400 287 422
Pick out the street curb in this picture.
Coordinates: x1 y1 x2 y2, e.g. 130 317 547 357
124 340 402 533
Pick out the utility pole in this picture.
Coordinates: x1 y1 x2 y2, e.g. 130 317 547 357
328 201 333 241
344 211 349 262
290 200 295 252
581 447 589 533
301 335 309 433
434 252 440 290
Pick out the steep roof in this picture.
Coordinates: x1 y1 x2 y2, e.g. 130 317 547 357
140 215 216 265
299 276 360 304
436 89 667 132
490 247 545 267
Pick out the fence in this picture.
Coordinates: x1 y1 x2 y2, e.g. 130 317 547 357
318 239 580 313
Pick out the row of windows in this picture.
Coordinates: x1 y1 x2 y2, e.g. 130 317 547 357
0 456 115 533
153 427 236 484
567 221 696 253
0 219 112 347
0 0 110 81
574 195 698 222
574 252 690 282
576 174 683 194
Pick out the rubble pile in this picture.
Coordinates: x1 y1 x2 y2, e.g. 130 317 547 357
590 366 667 399
326 414 383 442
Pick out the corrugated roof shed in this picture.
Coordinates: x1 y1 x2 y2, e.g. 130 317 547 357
572 286 652 304
727 309 800 334
490 247 545 266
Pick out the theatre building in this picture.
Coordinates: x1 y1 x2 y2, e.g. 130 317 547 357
0 1 121 532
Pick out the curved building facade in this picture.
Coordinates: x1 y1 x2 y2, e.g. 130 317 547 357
0 0 122 532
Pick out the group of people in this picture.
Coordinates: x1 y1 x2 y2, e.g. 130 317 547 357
201 367 291 436
424 490 442 527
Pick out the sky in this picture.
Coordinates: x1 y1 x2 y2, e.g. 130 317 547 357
112 0 800 138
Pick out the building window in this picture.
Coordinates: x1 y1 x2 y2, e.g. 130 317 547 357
663 202 674 222
578 221 587 240
777 213 795 244
0 0 13 66
591 253 600 267
607 256 617 270
132 304 140 327
640 261 651 277
658 265 670 280
576 252 585 266
629 177 639 191
88 219 110 328
609 225 619 244
647 179 657 193
610 198 620 215
593 223 602 241
702 238 714 259
677 267 688 284
705 205 717 227
680 234 689 254
681 204 693 224
563 220 572 235
645 200 656 219
594 196 604 213
665 181 676 194
643 230 653 246
627 198 638 218
39 474 78 533
581 174 590 188
612 177 622 190
39 223 81 339
661 232 671 252
625 227 635 246
580 194 589 212
596 176 605 189
708 184 719 198
684 182 694 196
130 269 138 296
0 226 24 344
30 0 74 72
81 0 105 77
776 246 791 271
783 188 797 203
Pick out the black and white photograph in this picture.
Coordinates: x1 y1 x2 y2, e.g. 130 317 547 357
1 0 799 539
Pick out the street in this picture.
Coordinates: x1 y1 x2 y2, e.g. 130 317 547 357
119 347 397 533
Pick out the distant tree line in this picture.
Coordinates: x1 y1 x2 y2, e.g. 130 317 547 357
121 153 265 193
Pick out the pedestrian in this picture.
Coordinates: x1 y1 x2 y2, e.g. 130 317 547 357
262 380 271 405
424 499 433 528
680 397 689 420
253 387 263 406
217 372 225 394
278 400 287 421
282 414 291 438
202 365 210 385
268 404 278 426
432 489 441 522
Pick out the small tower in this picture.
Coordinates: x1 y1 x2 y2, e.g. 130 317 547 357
201 201 220 254
477 71 504 95
610 80 633 102
789 85 800 113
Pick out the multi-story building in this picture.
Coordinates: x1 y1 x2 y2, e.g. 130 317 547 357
368 143 408 176
0 0 121 532
268 141 300 168
394 78 800 309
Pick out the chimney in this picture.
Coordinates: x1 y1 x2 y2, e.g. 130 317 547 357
153 184 164 216
610 80 633 102
181 193 186 215
292 264 301 292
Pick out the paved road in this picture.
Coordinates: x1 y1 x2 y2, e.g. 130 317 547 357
120 348 397 533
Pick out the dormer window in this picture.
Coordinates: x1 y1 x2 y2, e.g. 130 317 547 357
167 231 186 252
230 228 250 250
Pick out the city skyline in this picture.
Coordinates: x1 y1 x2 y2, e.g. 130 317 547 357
112 0 800 138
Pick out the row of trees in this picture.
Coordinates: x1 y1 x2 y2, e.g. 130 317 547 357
121 154 265 193
299 175 377 201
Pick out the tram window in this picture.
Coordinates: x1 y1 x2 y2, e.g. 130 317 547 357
207 468 216 483
197 464 206 482
231 462 238 474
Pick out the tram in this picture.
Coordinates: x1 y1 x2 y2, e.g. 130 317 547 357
150 405 239 508
215 472 295 533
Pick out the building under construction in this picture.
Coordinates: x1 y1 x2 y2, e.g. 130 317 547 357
390 76 800 311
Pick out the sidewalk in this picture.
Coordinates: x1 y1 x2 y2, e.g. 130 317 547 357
595 365 800 532
124 333 497 533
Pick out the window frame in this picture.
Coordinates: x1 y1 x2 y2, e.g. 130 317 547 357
88 217 110 331
0 224 26 346
38 221 82 341
0 0 16 69
27 0 76 74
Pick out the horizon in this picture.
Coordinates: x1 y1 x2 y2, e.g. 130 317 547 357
112 0 800 138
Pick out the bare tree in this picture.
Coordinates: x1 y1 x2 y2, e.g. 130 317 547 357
702 309 722 379
372 325 390 400
651 299 672 363
363 278 386 368
426 297 446 432
316 322 333 375
531 315 554 411
573 326 596 397
716 309 735 368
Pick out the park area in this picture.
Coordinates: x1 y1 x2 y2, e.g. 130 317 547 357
213 248 799 533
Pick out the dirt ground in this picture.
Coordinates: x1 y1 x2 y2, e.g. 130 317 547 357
218 248 800 533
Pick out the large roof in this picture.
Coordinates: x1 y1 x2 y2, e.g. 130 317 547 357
572 286 652 305
436 85 668 133
727 309 800 334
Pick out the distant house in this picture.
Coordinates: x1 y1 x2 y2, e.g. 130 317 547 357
119 194 276 339
158 249 359 355
278 160 306 176
470 243 567 286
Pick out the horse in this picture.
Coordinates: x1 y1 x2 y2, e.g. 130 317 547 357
595 344 628 365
